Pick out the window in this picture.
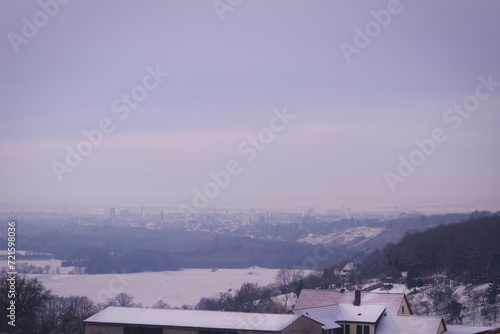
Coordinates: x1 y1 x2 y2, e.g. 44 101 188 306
356 325 362 334
402 306 405 314
363 325 369 334
344 324 350 334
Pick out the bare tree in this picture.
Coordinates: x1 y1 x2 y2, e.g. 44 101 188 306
408 293 431 316
152 299 171 309
486 283 499 322
275 269 303 288
40 296 64 333
115 292 138 307
236 282 262 312
0 273 52 333
98 292 140 310
59 296 97 334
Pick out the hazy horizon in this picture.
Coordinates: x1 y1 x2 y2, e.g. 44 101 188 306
1 1 500 213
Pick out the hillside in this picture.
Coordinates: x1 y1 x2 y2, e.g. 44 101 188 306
359 215 500 284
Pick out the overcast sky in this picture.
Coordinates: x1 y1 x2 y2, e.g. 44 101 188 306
1 0 499 212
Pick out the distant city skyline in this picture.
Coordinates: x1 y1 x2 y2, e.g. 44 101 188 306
1 199 496 216
1 1 499 213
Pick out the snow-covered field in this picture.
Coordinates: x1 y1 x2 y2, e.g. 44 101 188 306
27 267 281 308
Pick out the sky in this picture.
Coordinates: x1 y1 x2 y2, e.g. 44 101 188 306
1 0 499 213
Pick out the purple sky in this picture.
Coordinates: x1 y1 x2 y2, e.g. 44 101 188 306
1 0 499 212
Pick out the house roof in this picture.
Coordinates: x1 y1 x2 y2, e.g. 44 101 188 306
376 315 445 334
294 303 385 328
295 290 405 316
337 304 386 323
293 305 342 330
343 262 357 270
446 325 500 334
84 307 304 332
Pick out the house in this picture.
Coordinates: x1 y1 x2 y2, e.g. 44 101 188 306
84 306 324 334
339 263 358 280
292 289 500 334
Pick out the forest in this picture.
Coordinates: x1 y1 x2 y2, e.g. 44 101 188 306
62 237 318 274
359 215 500 285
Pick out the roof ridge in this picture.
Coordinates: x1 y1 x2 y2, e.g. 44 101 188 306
297 304 340 310
396 314 443 319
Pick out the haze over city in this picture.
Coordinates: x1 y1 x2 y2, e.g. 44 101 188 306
1 0 500 213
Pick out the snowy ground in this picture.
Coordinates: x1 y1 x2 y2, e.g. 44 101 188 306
406 283 500 328
360 282 500 328
297 227 384 246
27 267 281 308
371 284 411 294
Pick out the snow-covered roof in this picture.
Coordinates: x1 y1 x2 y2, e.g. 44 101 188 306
85 307 303 332
376 314 445 334
295 290 404 315
446 325 499 334
294 303 385 328
343 262 357 270
294 305 342 330
337 304 386 323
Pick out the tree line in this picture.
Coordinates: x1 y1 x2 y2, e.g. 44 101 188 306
62 237 318 274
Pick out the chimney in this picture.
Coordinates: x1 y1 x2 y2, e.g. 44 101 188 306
354 290 361 306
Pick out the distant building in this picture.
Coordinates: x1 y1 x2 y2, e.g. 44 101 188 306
110 208 116 221
85 306 323 334
339 262 358 280
120 210 130 218
77 217 98 226
345 208 351 219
